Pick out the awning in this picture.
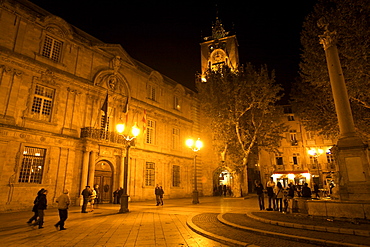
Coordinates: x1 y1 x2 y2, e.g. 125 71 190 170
273 170 309 174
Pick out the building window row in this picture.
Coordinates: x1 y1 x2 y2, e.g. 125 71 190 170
145 162 181 187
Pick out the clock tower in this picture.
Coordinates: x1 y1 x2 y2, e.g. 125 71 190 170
200 17 239 80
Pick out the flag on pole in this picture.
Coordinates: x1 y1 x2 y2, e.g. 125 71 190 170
122 97 129 114
142 109 147 134
101 93 108 130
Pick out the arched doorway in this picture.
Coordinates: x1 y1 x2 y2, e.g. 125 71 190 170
94 161 113 203
213 166 233 196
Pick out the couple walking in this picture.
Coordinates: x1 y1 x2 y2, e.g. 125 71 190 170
155 184 164 206
27 188 70 230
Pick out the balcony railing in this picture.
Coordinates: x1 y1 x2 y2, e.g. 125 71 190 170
80 127 127 145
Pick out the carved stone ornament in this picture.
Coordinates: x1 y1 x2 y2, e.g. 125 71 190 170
317 18 337 50
40 69 56 84
107 74 117 90
112 56 122 74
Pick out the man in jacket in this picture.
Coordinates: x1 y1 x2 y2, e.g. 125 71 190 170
81 186 92 213
55 190 70 230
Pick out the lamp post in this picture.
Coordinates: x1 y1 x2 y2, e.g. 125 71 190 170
116 122 140 213
186 138 203 204
307 147 325 195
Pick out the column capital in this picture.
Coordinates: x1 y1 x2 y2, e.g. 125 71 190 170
318 19 337 50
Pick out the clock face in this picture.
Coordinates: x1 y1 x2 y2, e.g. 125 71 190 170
211 49 226 63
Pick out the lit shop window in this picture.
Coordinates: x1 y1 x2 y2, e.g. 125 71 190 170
19 147 46 184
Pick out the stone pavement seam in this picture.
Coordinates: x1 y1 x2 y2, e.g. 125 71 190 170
218 213 366 247
186 213 250 247
246 211 370 237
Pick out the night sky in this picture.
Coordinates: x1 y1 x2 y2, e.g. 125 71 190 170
29 0 317 95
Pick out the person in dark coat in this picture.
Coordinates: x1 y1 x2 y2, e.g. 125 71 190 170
287 182 295 198
27 188 45 225
31 189 48 229
301 183 312 198
81 186 92 213
117 187 124 204
255 181 265 210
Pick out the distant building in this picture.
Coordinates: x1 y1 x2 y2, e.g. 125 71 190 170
259 106 337 193
0 0 200 211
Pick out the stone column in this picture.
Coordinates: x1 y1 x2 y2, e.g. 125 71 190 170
319 22 370 201
118 150 124 188
88 151 96 187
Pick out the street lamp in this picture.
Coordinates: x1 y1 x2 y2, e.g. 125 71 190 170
116 122 140 213
186 138 203 204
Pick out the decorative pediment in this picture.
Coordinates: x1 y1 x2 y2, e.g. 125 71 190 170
95 44 136 69
148 71 163 86
93 70 131 98
174 84 185 95
42 16 73 39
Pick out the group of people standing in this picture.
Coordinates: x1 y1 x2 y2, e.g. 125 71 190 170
81 185 99 213
255 177 313 213
27 188 70 230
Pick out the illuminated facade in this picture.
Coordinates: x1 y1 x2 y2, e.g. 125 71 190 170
0 0 200 211
259 106 337 192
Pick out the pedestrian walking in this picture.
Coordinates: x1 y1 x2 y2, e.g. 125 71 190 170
274 182 284 212
255 180 265 210
31 189 48 229
155 184 164 206
55 189 70 230
26 188 45 225
266 177 276 211
81 185 92 213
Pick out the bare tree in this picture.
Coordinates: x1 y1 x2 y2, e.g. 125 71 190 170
197 65 287 195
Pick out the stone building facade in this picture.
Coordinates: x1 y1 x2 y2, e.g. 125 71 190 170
0 0 201 211
258 106 337 194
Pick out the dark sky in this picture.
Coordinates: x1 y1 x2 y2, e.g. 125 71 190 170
29 0 317 94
